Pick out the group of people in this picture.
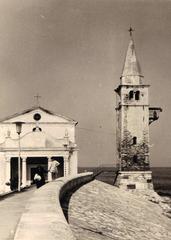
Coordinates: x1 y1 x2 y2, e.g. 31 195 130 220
34 160 60 188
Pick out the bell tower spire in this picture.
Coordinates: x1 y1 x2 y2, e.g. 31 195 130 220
121 28 143 85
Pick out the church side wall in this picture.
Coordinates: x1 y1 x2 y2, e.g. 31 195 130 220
70 151 78 175
0 154 5 193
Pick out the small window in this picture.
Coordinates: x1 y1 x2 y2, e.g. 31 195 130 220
133 155 138 163
153 111 158 120
33 127 42 132
122 175 129 179
33 113 41 121
129 90 134 100
127 184 136 189
135 91 140 100
133 137 137 145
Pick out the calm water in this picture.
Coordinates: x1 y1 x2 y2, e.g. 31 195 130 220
78 167 171 196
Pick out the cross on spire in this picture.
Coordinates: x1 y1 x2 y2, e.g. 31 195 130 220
128 27 135 37
34 94 41 107
121 27 142 78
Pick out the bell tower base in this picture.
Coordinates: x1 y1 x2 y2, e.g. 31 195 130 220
114 171 153 190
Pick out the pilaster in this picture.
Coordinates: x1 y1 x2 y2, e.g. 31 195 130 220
5 157 11 192
69 151 78 175
64 156 69 177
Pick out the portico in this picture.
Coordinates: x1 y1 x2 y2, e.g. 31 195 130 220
0 106 78 194
8 153 68 188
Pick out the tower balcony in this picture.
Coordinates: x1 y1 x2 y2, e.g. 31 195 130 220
149 107 162 125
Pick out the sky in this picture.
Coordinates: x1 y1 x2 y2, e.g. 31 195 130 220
0 0 170 167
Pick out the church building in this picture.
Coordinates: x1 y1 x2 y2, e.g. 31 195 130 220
0 106 78 194
114 29 162 190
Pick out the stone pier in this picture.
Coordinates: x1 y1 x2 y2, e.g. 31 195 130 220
69 180 171 240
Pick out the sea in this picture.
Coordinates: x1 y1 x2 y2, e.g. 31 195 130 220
78 167 171 197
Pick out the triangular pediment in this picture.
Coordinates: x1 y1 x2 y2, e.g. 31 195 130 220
0 106 77 124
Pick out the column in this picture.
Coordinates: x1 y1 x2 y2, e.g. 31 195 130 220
5 157 11 192
64 156 69 177
48 157 52 181
22 157 27 188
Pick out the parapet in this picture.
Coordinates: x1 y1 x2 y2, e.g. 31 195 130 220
14 172 94 240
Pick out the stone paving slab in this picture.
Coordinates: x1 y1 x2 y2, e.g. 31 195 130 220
0 187 36 240
14 180 75 240
68 180 171 240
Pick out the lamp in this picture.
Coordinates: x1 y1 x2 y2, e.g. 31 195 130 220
15 121 24 135
13 121 25 192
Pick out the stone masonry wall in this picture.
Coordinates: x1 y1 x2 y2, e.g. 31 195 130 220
115 171 153 190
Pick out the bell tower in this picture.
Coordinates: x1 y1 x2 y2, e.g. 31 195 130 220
114 29 162 190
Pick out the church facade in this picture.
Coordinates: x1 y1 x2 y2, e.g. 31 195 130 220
0 106 78 194
115 31 162 190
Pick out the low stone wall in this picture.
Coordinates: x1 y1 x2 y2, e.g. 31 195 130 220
14 172 93 240
115 171 153 190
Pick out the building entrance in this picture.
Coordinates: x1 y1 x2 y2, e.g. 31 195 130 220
27 157 48 183
51 156 64 177
9 155 65 189
26 156 64 184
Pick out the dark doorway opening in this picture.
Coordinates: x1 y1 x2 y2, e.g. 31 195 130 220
51 156 64 177
10 157 22 191
133 137 137 145
27 157 48 183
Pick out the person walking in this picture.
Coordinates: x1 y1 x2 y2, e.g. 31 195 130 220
34 173 42 188
34 165 46 188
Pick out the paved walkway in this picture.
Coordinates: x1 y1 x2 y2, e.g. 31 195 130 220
68 180 171 240
0 187 36 240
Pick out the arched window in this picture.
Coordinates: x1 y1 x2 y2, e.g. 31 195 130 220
129 90 134 100
135 91 140 100
133 136 137 145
